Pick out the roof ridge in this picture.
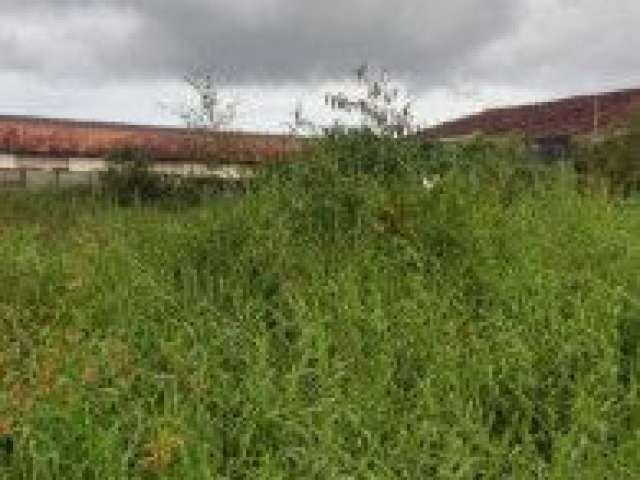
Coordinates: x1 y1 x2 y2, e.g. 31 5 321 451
0 114 295 138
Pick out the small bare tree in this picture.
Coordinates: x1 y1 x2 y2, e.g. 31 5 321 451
281 100 325 136
159 68 240 166
170 69 238 130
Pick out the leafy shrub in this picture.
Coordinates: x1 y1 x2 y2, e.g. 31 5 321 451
312 129 429 181
100 146 248 206
101 147 171 205
574 109 640 198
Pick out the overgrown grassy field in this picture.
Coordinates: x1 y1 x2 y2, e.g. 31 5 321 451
1 135 640 478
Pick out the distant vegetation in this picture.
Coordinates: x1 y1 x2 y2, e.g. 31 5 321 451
100 146 247 206
574 108 640 197
1 132 640 478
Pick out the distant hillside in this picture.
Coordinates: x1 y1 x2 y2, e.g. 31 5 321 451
421 87 640 140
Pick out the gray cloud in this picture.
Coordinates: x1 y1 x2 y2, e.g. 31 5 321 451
459 0 640 94
1 0 639 130
1 0 526 89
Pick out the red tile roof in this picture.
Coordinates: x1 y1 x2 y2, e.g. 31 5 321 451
0 115 307 163
421 87 640 140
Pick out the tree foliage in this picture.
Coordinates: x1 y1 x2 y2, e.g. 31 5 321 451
575 108 640 197
324 62 419 137
288 62 421 138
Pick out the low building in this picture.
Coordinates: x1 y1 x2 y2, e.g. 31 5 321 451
0 115 314 189
420 87 640 154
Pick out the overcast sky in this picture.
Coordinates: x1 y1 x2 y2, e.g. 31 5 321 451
1 0 639 132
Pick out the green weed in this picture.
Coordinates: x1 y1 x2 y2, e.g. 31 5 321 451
0 135 639 478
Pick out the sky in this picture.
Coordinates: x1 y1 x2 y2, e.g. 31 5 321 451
1 0 639 133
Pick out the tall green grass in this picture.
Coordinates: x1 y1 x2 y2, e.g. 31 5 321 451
1 134 640 478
